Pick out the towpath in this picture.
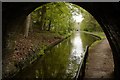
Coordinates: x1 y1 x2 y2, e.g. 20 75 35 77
84 39 114 79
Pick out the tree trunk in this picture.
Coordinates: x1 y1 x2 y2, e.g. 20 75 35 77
40 6 46 31
48 20 51 31
43 18 47 31
24 14 31 37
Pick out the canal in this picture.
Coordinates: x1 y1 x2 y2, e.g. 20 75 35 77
14 31 100 80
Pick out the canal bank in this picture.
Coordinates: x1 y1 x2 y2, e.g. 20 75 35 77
80 31 106 39
12 31 100 80
2 31 72 79
3 31 102 79
84 39 114 79
81 31 114 79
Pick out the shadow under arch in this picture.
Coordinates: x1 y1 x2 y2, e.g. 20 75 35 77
2 2 120 80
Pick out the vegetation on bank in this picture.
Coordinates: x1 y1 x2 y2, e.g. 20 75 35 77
77 7 105 39
80 9 103 32
3 2 81 78
3 31 68 78
81 31 106 39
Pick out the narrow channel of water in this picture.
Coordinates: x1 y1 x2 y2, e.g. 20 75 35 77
14 31 99 80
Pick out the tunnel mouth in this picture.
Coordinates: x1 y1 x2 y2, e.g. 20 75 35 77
2 2 116 80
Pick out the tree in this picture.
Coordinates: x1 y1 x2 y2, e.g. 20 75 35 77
31 2 82 34
80 8 103 32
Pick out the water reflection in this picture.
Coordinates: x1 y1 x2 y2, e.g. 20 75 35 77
71 32 83 63
67 32 84 78
14 32 99 79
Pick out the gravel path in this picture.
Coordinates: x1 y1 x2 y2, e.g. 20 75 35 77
84 39 114 79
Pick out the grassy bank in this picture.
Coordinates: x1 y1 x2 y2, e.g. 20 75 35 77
81 31 106 39
80 31 106 54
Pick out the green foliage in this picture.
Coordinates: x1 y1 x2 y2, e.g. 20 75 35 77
31 2 81 35
31 2 102 34
80 8 103 32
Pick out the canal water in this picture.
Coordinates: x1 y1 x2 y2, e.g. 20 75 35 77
14 31 99 80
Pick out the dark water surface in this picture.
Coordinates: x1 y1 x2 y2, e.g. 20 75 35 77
14 31 99 80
